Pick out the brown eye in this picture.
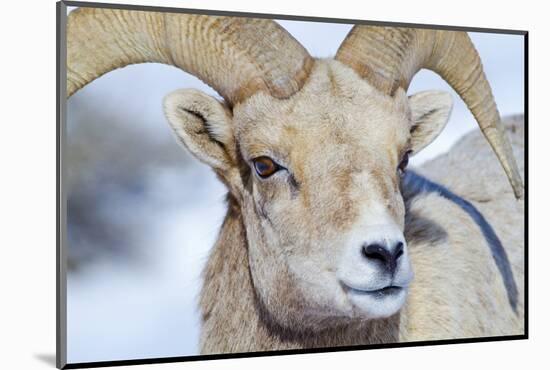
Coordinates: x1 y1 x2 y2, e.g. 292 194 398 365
253 156 280 178
398 150 411 175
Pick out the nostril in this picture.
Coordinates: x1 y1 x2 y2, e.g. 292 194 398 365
394 242 404 260
362 244 392 265
362 241 405 274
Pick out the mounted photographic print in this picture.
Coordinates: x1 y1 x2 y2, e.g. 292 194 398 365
56 1 527 368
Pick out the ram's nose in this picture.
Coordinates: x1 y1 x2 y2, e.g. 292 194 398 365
361 240 404 276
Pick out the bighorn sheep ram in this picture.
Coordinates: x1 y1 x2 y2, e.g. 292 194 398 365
67 8 525 353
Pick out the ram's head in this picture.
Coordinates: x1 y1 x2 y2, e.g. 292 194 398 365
67 9 523 330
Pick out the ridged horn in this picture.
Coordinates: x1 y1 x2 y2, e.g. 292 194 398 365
67 8 313 105
336 27 524 199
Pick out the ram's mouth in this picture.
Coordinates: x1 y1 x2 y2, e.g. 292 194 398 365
340 282 408 318
346 285 404 298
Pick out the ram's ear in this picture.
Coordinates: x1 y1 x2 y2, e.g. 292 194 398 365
164 89 236 171
408 90 453 155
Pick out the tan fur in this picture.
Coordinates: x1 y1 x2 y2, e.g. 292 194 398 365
402 115 525 340
162 60 524 354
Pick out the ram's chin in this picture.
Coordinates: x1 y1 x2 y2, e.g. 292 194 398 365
347 287 408 319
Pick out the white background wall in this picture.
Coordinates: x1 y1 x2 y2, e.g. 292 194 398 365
0 0 547 370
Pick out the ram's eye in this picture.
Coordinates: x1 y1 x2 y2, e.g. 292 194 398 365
398 150 411 175
253 156 280 178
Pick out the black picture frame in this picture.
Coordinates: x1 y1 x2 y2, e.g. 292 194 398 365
56 1 528 368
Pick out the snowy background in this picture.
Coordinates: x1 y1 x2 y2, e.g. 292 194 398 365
65 11 524 364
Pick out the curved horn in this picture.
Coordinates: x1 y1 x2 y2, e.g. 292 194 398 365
336 27 523 199
67 8 313 105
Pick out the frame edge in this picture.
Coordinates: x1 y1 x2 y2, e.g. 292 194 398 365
57 1 68 369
